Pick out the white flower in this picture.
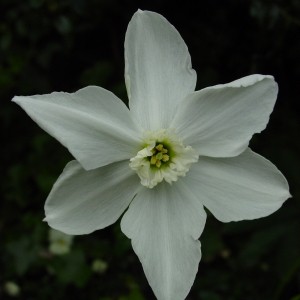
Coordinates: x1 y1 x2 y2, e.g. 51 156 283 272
48 228 73 255
91 259 108 274
4 281 20 297
12 10 290 300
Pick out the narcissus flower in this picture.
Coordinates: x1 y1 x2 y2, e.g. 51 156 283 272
13 10 290 300
48 228 73 255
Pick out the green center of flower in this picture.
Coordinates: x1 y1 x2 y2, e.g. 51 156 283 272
129 129 198 188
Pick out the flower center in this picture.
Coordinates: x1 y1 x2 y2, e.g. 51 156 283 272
129 129 198 188
149 143 170 168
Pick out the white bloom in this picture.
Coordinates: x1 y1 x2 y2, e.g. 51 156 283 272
12 10 290 300
91 259 108 274
49 228 73 255
4 281 20 297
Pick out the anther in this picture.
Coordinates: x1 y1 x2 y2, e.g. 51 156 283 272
162 154 169 162
155 160 162 168
150 156 157 165
156 152 163 160
156 144 164 151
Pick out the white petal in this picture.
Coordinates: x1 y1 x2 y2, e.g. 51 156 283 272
13 86 141 170
125 10 196 130
44 160 140 234
121 181 206 300
184 148 290 222
171 75 278 157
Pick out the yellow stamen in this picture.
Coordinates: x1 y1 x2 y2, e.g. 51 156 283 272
150 156 157 165
156 160 162 168
156 152 163 160
156 144 164 151
162 154 169 162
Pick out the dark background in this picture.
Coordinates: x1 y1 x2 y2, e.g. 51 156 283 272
1 0 299 299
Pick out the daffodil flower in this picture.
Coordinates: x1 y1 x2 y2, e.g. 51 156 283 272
49 228 73 255
13 10 290 300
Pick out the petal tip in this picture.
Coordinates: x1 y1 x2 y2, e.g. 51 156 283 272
235 74 277 89
11 96 20 103
285 192 292 201
134 9 147 19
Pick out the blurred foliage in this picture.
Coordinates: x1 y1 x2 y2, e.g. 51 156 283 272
1 0 299 299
